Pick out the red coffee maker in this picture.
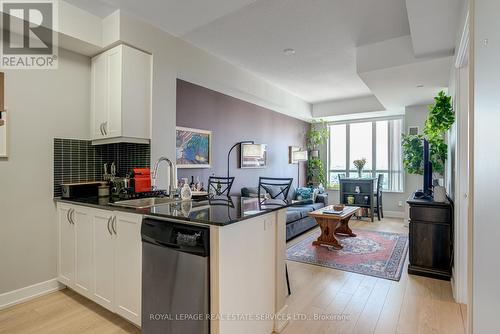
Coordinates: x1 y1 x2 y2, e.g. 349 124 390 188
132 168 151 193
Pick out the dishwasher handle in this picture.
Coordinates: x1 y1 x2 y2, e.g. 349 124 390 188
141 218 210 257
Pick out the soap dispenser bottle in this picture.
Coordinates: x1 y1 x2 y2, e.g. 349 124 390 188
180 178 192 200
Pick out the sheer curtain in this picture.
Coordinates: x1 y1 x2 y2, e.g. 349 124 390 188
388 118 403 192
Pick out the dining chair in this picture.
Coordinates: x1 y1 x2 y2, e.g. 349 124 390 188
257 177 293 204
208 176 235 196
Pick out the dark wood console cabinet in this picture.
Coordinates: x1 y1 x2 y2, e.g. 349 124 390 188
407 193 453 281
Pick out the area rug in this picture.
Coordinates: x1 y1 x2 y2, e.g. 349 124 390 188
286 229 408 281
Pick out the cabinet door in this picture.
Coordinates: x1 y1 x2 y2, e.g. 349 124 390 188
58 204 74 287
73 206 93 298
106 46 123 138
92 209 115 311
114 212 142 326
121 45 151 139
91 53 108 140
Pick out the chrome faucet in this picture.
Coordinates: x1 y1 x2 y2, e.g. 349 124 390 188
152 157 177 198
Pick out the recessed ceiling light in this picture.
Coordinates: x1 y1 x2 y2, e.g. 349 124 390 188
283 48 296 55
416 84 424 88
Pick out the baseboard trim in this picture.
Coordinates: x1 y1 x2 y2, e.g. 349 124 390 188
0 278 65 310
384 210 405 218
274 304 289 333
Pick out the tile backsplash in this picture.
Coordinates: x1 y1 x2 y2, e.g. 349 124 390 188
53 138 150 197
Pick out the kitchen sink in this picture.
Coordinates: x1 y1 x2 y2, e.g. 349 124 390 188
110 197 184 209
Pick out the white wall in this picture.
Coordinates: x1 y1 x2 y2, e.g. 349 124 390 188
325 105 428 218
0 49 90 294
447 1 470 305
473 0 500 332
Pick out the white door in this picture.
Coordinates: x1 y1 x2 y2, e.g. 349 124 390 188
106 46 123 138
91 53 108 140
73 206 93 298
92 209 115 310
114 212 142 326
58 204 75 287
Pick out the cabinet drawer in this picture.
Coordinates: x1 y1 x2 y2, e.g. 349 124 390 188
409 206 451 223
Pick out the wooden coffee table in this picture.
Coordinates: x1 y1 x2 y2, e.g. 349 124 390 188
309 205 360 249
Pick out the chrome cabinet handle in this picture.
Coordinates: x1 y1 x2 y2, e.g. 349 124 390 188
112 216 117 235
106 216 113 235
69 209 75 224
103 122 108 136
100 123 104 136
66 209 71 224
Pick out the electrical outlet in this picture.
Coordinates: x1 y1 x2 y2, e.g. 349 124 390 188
398 201 403 207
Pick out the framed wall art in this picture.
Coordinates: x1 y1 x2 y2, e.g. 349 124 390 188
176 126 212 168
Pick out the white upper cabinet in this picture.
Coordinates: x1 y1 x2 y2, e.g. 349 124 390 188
91 44 152 144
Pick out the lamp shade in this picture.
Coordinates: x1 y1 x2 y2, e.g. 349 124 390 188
292 150 308 162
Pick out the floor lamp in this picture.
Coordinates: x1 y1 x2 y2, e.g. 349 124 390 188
292 150 308 187
227 140 254 179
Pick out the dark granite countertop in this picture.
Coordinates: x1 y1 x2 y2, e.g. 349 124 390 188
54 195 304 226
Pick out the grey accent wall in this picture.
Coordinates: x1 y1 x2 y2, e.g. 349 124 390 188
176 79 309 193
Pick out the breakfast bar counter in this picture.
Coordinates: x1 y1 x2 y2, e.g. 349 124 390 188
55 195 297 333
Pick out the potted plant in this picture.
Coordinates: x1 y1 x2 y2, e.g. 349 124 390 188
306 120 329 186
307 120 329 156
353 158 367 178
402 91 454 198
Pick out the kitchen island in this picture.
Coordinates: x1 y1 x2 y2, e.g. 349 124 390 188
55 195 297 333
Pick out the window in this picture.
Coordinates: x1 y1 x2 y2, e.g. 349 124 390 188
328 117 404 192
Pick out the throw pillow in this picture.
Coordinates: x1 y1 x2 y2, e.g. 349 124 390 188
295 187 314 201
262 185 287 199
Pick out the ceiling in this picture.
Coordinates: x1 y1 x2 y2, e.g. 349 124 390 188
65 0 465 116
406 0 464 58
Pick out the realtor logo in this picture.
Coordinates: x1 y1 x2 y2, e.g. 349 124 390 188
1 0 58 69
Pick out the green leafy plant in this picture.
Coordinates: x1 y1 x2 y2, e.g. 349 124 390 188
402 134 425 174
402 91 455 175
307 158 326 186
424 91 454 175
306 119 329 186
306 120 329 150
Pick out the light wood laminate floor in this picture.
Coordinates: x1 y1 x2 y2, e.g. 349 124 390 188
282 217 466 334
0 218 466 334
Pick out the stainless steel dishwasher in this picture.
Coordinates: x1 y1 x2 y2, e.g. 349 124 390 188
141 217 210 334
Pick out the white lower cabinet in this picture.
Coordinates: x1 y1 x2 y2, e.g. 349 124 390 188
57 204 142 326
73 207 93 299
58 204 75 287
114 212 142 325
92 209 115 310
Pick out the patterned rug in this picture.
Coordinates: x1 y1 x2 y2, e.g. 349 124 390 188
286 229 408 281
